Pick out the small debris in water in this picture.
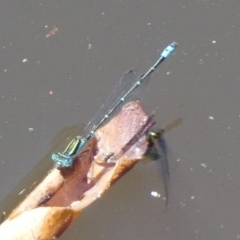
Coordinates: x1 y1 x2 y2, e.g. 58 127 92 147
18 189 26 195
45 26 59 38
151 191 161 198
200 163 207 168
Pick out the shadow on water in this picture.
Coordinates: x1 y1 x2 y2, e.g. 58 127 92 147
0 124 83 221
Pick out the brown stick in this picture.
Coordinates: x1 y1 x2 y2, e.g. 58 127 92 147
0 101 155 240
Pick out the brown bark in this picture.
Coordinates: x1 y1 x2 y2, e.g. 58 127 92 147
0 101 155 240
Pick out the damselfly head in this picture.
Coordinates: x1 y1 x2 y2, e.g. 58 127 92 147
51 152 73 168
51 152 60 162
148 130 164 140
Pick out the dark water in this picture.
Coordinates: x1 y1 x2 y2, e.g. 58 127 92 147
0 1 240 239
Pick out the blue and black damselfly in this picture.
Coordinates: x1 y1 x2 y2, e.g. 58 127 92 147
52 42 177 168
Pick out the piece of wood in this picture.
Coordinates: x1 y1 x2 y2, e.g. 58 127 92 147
0 101 155 240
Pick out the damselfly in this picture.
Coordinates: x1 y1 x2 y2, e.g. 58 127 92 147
148 118 183 207
52 42 177 168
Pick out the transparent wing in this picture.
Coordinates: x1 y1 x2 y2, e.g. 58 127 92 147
83 69 149 136
152 137 170 207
